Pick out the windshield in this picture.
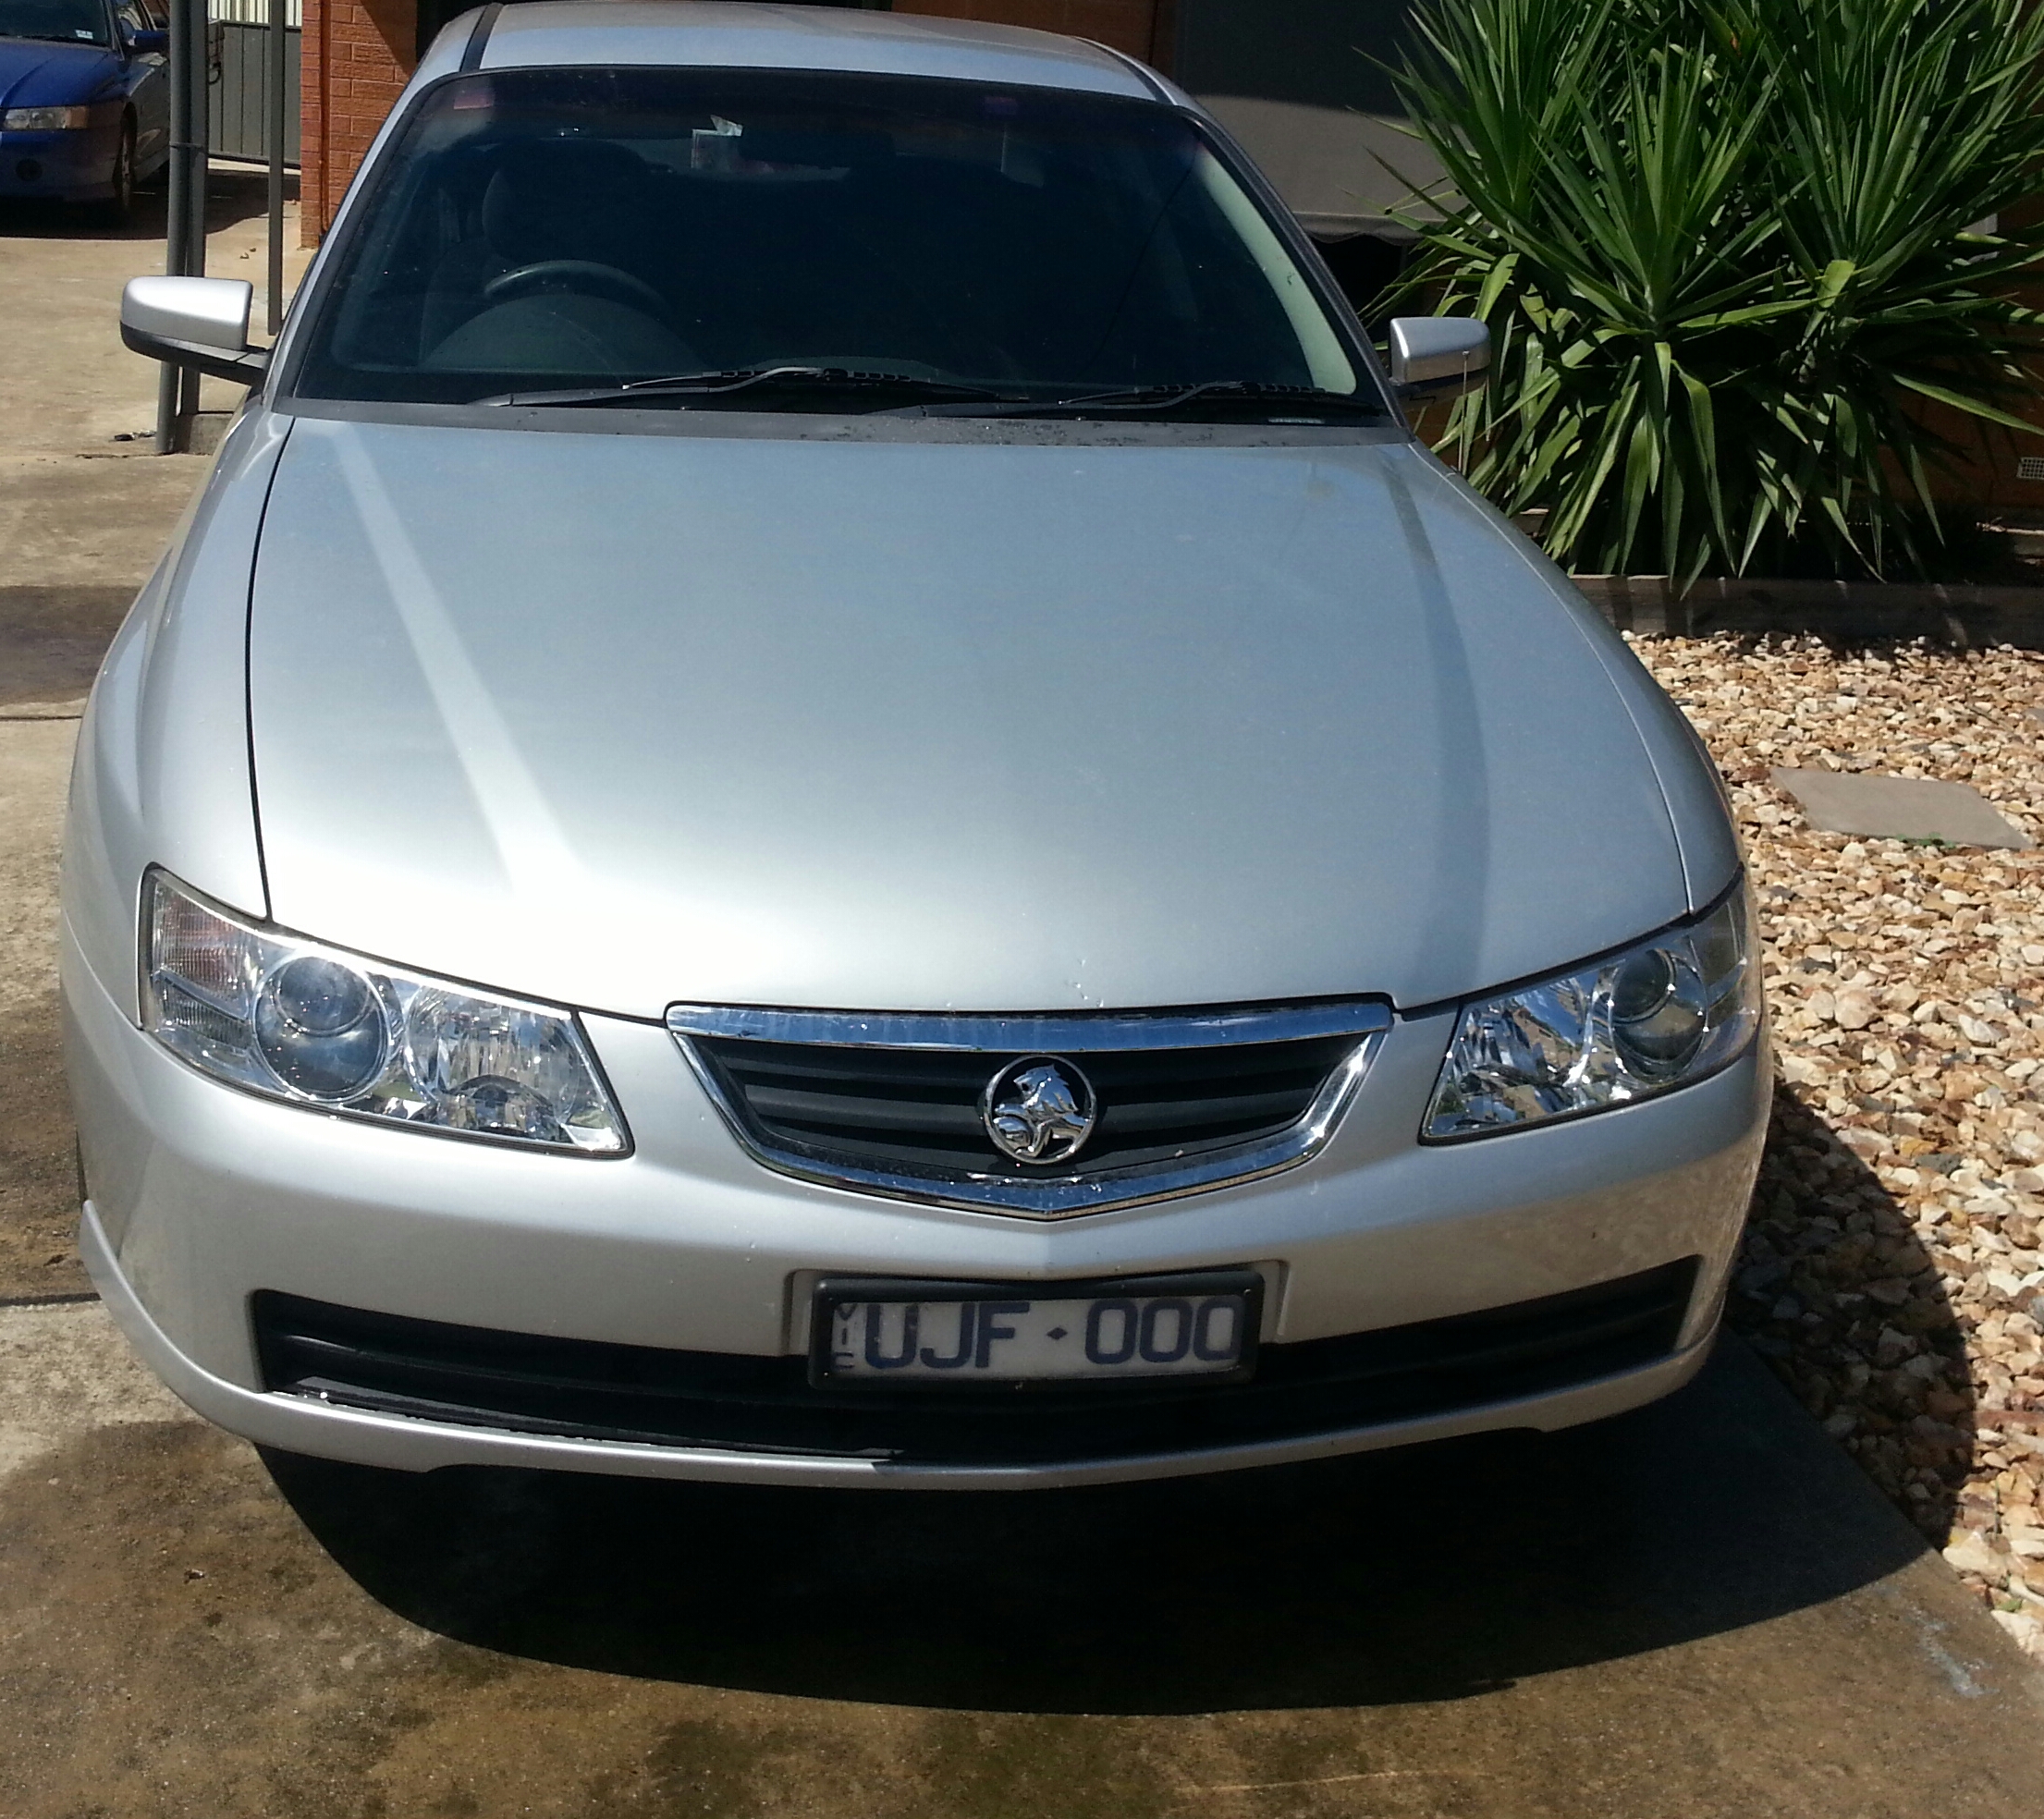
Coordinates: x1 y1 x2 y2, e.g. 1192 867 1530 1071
0 0 109 44
289 67 1370 417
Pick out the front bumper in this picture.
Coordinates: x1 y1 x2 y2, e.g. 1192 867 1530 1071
0 126 116 201
82 1198 1720 1488
65 919 1769 1487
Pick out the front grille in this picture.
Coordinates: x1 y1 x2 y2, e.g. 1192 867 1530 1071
696 1034 1362 1175
251 1258 1698 1468
667 1001 1390 1216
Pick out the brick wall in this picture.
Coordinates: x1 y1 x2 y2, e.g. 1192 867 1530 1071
300 0 416 242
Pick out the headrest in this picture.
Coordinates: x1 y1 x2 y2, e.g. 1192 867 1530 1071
481 140 648 263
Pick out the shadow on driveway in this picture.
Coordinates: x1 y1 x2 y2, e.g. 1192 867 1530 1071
1728 1084 1976 1545
0 164 290 245
0 584 139 709
266 1337 1934 1716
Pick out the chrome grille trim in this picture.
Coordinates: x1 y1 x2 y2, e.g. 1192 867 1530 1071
665 1001 1390 1052
666 1001 1390 1219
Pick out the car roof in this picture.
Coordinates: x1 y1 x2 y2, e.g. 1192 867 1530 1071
435 2 1159 101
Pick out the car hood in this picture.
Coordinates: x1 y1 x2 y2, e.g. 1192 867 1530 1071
247 416 1702 1019
0 37 116 107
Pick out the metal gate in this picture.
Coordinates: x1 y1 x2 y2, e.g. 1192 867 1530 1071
206 0 300 167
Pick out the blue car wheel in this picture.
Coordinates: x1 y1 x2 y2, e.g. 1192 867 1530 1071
94 112 133 222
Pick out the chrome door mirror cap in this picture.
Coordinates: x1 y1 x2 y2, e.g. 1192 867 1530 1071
123 276 251 353
120 276 268 385
1388 315 1490 403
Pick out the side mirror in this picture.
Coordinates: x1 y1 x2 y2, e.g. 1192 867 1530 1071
120 276 267 385
128 26 167 51
1387 316 1490 403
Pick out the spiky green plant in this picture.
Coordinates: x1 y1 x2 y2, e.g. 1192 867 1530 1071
1387 0 2044 580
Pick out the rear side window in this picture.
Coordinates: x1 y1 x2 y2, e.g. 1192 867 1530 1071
289 66 1363 410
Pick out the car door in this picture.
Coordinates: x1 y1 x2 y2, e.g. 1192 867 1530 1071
115 0 168 172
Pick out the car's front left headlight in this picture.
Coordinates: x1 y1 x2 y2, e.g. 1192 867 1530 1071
3 107 92 131
1423 885 1761 1141
140 869 629 1154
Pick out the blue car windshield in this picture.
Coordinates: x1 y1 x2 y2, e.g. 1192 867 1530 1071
289 67 1374 418
0 0 110 44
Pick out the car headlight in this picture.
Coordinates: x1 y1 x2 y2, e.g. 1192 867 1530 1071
1423 885 1761 1141
4 107 92 130
140 870 628 1154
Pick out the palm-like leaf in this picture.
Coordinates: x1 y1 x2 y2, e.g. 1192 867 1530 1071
1389 0 2044 580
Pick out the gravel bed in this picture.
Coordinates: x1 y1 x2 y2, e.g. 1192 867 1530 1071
1632 632 2044 1660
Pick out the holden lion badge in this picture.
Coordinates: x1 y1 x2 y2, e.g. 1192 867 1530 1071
981 1056 1098 1164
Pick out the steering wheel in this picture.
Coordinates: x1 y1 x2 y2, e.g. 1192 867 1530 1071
484 260 672 321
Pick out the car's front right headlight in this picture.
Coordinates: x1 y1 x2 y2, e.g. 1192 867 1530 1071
3 107 92 131
1423 885 1761 1141
140 869 628 1154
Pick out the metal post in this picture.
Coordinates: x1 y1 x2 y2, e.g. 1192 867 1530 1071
187 0 208 276
153 0 193 453
265 0 287 336
153 362 177 457
154 0 210 451
176 0 208 438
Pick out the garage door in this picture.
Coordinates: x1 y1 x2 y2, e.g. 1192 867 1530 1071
890 2 1165 62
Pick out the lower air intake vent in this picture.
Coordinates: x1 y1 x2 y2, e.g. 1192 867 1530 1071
252 1259 1699 1467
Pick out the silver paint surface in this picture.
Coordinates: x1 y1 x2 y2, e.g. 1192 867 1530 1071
64 920 1767 1484
59 1 1766 1487
474 1 1155 97
245 418 1694 1018
63 409 288 1027
120 275 252 354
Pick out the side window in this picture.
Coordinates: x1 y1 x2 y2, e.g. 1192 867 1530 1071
116 2 146 36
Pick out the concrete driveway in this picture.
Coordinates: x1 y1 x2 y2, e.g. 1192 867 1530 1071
3 176 2042 1819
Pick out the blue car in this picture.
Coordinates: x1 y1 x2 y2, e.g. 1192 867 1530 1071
0 0 168 216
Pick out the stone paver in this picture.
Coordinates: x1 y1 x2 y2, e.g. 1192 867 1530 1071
1771 766 2033 850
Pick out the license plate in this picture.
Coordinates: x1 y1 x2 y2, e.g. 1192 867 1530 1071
811 1272 1261 1388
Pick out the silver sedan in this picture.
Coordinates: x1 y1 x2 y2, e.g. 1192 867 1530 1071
69 1 1768 1488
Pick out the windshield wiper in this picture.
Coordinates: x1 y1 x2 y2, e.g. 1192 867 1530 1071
893 380 1386 421
476 366 1020 409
